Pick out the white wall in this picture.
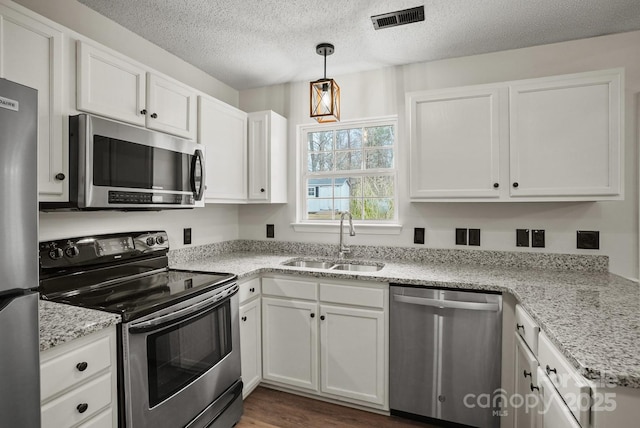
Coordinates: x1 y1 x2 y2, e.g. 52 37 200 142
12 0 238 106
239 31 640 280
39 205 240 250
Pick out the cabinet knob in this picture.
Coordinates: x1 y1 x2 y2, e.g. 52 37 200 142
512 182 519 188
530 383 539 392
516 324 524 332
76 362 88 372
140 109 147 115
310 313 315 318
77 403 88 414
260 188 265 193
250 287 255 293
546 365 557 375
493 183 499 188
523 370 531 379
151 113 158 119
241 316 247 322
320 315 325 321
55 173 66 181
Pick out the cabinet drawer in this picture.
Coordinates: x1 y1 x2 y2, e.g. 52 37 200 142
239 277 261 304
538 331 591 427
78 407 113 428
262 277 317 300
515 304 540 354
41 372 112 428
320 283 384 309
41 335 112 401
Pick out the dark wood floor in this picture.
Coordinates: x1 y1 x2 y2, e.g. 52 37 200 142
236 386 438 428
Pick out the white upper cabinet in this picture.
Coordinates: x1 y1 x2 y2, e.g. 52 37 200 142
509 70 622 198
0 5 65 202
408 86 504 199
247 110 287 203
146 73 196 139
198 95 247 202
77 41 196 140
77 41 146 126
408 69 624 202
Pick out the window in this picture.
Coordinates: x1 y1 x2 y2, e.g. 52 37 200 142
299 117 397 223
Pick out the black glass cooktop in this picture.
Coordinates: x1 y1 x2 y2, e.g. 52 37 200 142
41 269 236 322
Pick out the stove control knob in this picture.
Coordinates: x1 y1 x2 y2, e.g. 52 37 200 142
146 237 155 246
65 246 80 258
156 235 165 245
49 248 64 260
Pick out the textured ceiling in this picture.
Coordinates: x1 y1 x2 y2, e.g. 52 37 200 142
77 0 640 90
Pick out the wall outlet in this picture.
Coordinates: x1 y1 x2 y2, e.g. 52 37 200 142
468 229 481 246
577 230 599 249
455 228 467 245
183 228 192 245
532 229 545 248
414 228 425 245
516 229 529 247
266 224 275 239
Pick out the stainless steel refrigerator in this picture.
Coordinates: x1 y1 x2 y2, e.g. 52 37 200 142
0 78 40 426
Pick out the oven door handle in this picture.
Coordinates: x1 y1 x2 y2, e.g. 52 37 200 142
128 287 236 334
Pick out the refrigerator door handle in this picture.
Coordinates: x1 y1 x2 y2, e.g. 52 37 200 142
393 294 501 312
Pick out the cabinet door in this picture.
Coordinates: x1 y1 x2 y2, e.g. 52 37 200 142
247 111 270 201
0 6 65 201
537 367 581 428
514 333 539 428
408 87 503 199
239 298 261 398
262 297 317 391
509 70 622 198
198 96 247 202
146 73 196 139
320 304 385 406
76 41 146 126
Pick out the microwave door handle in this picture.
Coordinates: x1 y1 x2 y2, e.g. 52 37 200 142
190 149 205 201
393 294 501 312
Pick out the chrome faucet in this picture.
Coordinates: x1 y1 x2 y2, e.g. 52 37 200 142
338 211 356 259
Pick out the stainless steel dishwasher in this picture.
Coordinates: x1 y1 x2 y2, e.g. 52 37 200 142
390 284 502 428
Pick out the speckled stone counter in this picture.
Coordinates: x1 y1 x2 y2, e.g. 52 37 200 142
171 250 640 389
39 300 120 352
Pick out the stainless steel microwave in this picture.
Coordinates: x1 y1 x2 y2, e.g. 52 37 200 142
41 114 204 210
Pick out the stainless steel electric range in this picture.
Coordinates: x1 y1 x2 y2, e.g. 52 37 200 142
39 231 243 428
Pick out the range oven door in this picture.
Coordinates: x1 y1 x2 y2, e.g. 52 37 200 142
122 284 241 428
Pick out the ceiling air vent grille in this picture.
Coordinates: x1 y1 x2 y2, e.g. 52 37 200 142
371 5 425 30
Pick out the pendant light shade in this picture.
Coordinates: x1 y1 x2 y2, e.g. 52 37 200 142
310 43 340 123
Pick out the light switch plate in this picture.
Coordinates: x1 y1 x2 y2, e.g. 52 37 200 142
468 229 481 246
414 228 425 245
455 228 467 245
516 229 529 247
532 229 545 248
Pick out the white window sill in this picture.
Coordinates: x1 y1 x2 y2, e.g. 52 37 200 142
291 222 403 235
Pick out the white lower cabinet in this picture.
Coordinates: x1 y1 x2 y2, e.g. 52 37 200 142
238 277 262 398
537 367 581 428
261 276 388 410
40 326 117 428
514 333 539 428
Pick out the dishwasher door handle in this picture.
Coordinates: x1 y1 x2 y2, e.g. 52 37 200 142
393 294 501 312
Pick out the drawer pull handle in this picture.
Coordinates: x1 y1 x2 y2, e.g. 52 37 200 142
310 313 315 318
530 383 539 392
546 365 557 375
242 316 247 322
523 370 531 379
250 288 255 292
320 315 325 321
151 113 158 119
76 362 88 372
140 109 147 115
516 324 525 332
55 173 66 181
77 403 88 414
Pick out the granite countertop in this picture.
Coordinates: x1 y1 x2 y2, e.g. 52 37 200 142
39 300 120 352
171 251 640 389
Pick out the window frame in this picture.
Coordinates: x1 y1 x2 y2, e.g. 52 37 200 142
296 116 399 227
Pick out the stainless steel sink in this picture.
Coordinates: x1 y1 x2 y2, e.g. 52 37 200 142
281 260 335 269
281 259 384 272
330 263 383 272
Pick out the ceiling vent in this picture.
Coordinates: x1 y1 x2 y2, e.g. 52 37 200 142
371 5 425 30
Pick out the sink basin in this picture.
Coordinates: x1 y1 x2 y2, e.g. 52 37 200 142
330 263 383 272
281 260 335 269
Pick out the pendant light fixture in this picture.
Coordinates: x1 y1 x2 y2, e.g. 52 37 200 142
310 43 340 123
